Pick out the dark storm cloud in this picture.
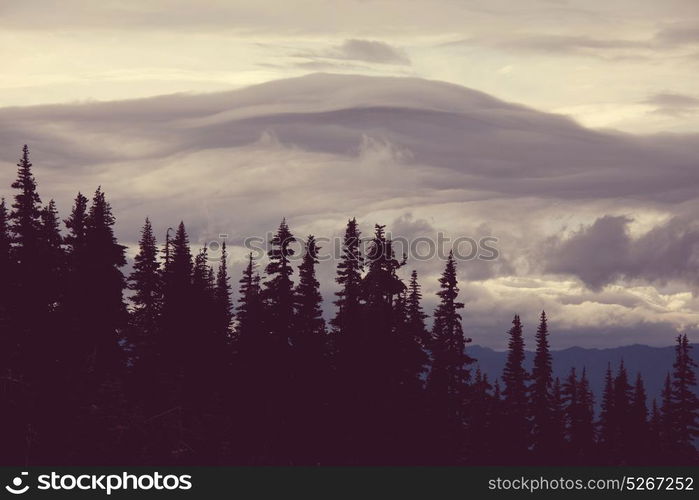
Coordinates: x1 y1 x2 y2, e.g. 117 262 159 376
545 214 699 290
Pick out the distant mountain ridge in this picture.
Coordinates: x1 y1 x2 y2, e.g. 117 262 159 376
469 343 699 410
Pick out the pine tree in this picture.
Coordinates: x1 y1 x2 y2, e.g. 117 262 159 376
612 360 633 464
161 221 193 370
598 363 615 462
629 373 648 464
128 218 161 344
670 334 699 463
10 145 42 253
38 200 64 313
549 377 567 461
530 310 553 461
263 218 296 345
406 270 429 349
214 241 233 341
648 399 663 463
0 199 10 346
294 235 326 342
427 252 474 462
82 188 127 375
576 368 595 464
660 372 674 461
7 145 44 372
331 218 363 337
501 314 529 462
235 253 263 349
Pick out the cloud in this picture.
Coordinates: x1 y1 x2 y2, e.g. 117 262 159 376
645 92 699 116
655 22 699 45
291 39 411 69
493 34 650 54
2 73 699 347
334 39 410 65
545 215 699 290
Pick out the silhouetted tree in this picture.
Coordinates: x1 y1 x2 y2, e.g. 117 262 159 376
263 219 296 345
598 363 615 462
530 310 553 461
501 314 529 463
128 218 161 365
214 241 233 341
629 373 648 464
427 251 473 463
612 361 633 464
294 235 326 341
235 253 263 348
406 269 429 349
331 218 363 338
670 334 699 463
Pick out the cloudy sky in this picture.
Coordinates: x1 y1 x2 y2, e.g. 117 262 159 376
1 0 699 348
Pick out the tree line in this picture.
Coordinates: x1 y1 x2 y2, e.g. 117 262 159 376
1 145 697 465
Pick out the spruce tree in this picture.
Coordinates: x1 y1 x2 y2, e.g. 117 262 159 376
406 269 429 349
214 241 233 341
576 368 596 463
660 372 675 461
530 310 553 461
294 235 326 341
331 218 363 337
670 334 699 463
427 252 473 462
598 363 615 462
612 360 633 463
263 218 296 344
501 314 529 462
235 253 263 349
629 373 648 464
128 218 161 345
0 199 10 349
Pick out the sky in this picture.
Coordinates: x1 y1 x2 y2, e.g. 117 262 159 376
1 0 699 348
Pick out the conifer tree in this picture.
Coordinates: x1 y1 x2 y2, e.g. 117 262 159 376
427 252 473 462
629 373 648 464
263 218 296 344
406 269 429 349
7 145 44 371
598 363 615 462
235 253 263 349
83 188 127 371
612 360 633 463
214 241 233 341
331 218 363 337
0 199 10 346
660 372 675 460
38 200 64 313
530 310 553 460
428 251 472 403
128 218 161 347
294 235 326 342
549 377 567 461
648 399 663 463
670 334 699 463
575 368 596 463
501 314 529 462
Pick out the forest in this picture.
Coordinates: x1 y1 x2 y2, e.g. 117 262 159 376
0 145 697 466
